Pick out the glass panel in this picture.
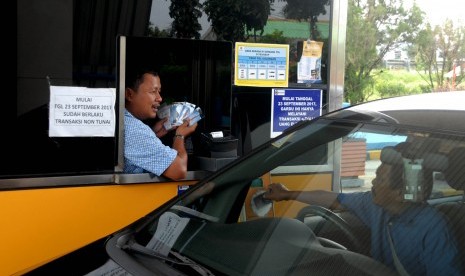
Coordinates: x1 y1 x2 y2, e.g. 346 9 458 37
149 1 331 85
1 97 116 178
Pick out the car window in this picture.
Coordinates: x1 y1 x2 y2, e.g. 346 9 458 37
341 130 465 202
94 113 465 276
340 132 407 194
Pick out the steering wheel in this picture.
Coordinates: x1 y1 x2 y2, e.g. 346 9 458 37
296 205 362 252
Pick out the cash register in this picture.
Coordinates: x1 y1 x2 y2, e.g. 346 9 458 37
193 131 238 172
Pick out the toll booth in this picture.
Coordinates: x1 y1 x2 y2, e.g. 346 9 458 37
6 0 348 274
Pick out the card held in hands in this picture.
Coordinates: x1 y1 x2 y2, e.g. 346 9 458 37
158 102 203 130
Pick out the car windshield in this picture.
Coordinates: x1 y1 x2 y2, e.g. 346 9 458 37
96 96 465 276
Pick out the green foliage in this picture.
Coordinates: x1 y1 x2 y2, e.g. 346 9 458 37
169 0 203 39
410 19 465 91
147 23 170 38
282 0 328 20
255 29 288 44
375 81 406 98
203 0 273 42
202 0 329 42
344 0 425 104
203 0 245 42
281 0 330 40
242 0 272 38
344 2 378 103
371 70 431 100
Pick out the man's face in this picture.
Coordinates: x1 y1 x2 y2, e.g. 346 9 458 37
371 163 402 207
126 73 162 120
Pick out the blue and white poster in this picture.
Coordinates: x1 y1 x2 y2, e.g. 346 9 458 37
271 88 323 138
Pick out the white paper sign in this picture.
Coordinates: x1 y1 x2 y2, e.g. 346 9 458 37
49 86 116 137
146 212 189 256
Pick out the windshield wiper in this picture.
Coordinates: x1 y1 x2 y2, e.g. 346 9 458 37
120 237 215 276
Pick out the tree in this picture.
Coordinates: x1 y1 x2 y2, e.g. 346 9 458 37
344 0 424 103
203 0 273 42
412 20 465 91
256 29 288 44
147 22 170 38
243 0 273 41
345 2 378 103
280 0 329 40
435 20 465 90
169 0 203 39
411 24 439 90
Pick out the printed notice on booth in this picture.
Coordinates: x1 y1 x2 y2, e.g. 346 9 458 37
234 42 289 87
49 86 116 137
271 88 323 138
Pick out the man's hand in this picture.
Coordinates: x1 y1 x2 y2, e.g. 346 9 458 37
175 119 198 137
263 183 291 201
153 118 169 138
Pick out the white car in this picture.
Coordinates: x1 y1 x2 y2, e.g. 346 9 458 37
31 91 465 276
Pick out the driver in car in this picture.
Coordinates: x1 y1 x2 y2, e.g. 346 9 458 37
263 147 462 276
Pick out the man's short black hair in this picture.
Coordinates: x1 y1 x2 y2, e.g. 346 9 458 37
444 147 465 191
126 69 159 91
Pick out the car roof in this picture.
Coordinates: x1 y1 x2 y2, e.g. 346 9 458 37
351 91 465 111
345 91 465 133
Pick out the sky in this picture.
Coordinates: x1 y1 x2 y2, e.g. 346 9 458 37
150 0 465 34
405 0 464 27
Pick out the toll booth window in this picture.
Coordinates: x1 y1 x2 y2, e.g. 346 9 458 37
1 98 116 178
122 37 232 134
245 14 330 86
120 37 233 160
231 86 328 158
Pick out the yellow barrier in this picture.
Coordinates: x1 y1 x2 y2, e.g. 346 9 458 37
367 150 381 160
0 182 195 275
